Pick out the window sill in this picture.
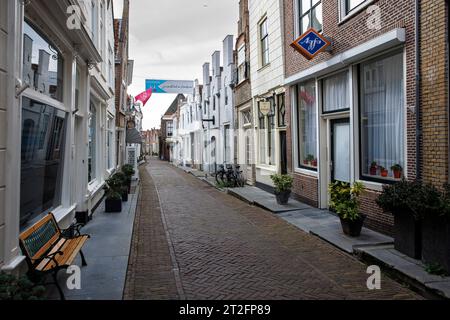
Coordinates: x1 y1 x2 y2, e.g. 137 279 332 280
256 164 277 172
294 168 319 178
338 0 375 26
356 179 384 192
53 204 77 224
87 179 105 196
257 63 271 73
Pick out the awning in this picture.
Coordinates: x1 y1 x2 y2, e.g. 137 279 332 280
126 129 143 144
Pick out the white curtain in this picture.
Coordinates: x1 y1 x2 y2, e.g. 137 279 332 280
362 53 404 176
298 80 317 165
323 71 349 112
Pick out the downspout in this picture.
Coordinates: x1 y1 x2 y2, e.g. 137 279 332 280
415 0 422 182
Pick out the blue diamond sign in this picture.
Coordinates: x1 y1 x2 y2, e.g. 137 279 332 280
291 28 331 60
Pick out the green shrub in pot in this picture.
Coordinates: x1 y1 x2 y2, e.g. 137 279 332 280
329 181 365 237
270 174 293 205
422 184 450 273
376 179 441 259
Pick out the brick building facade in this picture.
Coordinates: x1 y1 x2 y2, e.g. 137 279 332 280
283 0 419 235
234 0 256 185
420 0 449 188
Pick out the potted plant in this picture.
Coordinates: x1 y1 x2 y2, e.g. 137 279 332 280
306 154 315 166
422 184 450 273
104 174 123 213
114 172 129 202
391 164 403 179
270 174 294 205
121 164 136 193
379 166 388 177
312 158 318 167
329 181 366 237
370 162 378 176
376 180 439 259
0 272 45 300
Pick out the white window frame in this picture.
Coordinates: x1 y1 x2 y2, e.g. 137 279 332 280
20 20 73 228
338 0 375 24
106 115 114 171
259 17 269 68
294 0 323 38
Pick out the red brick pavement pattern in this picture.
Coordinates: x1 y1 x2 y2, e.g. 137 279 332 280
123 167 179 300
125 160 421 300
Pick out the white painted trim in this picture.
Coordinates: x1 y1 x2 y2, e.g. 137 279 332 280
52 204 77 223
338 0 375 25
285 28 406 85
22 89 67 112
294 168 319 178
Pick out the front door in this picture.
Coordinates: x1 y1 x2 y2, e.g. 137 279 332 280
331 119 351 183
280 131 287 174
245 128 253 183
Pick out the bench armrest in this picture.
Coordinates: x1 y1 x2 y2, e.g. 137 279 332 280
43 251 64 268
62 223 85 238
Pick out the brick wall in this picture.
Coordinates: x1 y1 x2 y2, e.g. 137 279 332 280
283 0 418 235
420 0 449 188
292 173 319 207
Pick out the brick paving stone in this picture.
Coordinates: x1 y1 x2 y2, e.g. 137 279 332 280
124 159 422 300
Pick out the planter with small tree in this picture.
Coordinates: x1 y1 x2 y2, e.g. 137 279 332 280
329 181 366 237
114 172 129 202
422 184 450 273
271 174 294 205
121 164 136 194
104 174 124 213
391 164 403 179
376 180 440 259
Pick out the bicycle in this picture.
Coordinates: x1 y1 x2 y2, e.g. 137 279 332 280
214 164 226 185
233 165 245 188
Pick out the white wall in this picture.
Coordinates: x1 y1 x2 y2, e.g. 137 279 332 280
249 0 285 96
0 0 9 267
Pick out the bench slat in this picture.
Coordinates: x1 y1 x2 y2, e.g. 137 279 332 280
36 236 89 272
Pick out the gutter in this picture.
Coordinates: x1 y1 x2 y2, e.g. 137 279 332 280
415 0 422 182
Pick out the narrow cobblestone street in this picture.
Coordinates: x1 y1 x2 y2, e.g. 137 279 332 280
124 159 421 300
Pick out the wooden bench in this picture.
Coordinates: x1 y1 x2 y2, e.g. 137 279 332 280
19 213 90 300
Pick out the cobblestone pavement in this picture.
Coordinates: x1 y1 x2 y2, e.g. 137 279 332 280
124 159 421 300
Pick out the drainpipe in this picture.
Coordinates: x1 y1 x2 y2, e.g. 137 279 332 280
415 0 422 182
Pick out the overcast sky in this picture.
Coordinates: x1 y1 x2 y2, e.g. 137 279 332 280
113 0 239 130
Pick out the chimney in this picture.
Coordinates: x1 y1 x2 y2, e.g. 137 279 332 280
212 51 221 77
223 35 234 66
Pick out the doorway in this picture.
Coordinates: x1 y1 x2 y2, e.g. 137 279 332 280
280 131 287 174
331 119 350 183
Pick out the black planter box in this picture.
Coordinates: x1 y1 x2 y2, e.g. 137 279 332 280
394 212 422 259
340 215 366 237
122 191 129 202
422 214 450 272
275 191 291 205
105 198 122 213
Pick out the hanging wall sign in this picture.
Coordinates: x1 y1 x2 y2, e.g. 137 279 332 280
291 28 331 60
259 101 271 116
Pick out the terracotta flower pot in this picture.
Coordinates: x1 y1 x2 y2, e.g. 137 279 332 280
381 170 389 177
393 170 402 179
